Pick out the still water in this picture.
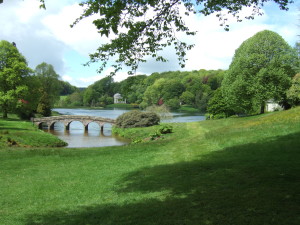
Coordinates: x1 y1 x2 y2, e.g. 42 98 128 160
46 108 205 148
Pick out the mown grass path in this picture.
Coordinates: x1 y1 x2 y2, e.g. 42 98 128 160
1 108 299 224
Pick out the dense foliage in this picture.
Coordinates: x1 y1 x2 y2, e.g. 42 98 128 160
0 40 32 118
215 30 299 116
116 110 160 128
287 73 300 106
60 69 224 111
34 63 63 116
0 40 77 119
83 76 116 106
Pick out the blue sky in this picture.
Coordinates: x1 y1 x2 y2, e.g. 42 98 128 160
0 0 299 87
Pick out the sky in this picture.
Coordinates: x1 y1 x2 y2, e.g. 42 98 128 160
0 0 299 87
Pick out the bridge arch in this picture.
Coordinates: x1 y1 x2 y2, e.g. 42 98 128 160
32 115 116 131
48 121 64 130
36 122 47 129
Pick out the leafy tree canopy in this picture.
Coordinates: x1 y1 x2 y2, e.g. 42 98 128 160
0 40 32 118
222 30 299 115
38 0 294 75
34 62 62 115
287 73 300 106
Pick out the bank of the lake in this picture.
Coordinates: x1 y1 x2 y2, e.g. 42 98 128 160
1 107 300 224
0 117 67 147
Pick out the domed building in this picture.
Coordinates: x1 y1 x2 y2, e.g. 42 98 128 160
114 93 126 104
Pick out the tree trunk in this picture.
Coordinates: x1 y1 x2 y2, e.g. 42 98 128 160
260 102 265 114
2 101 8 118
2 108 8 119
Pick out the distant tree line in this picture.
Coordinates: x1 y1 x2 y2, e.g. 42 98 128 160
57 69 225 112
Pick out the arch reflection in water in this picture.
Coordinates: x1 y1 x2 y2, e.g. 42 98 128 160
46 121 129 148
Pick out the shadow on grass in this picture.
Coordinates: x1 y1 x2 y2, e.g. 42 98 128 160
25 132 300 225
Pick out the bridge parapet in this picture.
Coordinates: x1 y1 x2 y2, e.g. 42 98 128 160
32 115 116 131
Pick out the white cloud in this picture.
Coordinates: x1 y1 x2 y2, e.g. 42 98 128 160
62 75 73 82
14 1 42 23
41 3 104 56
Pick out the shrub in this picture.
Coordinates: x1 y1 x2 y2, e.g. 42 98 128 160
165 98 180 110
116 110 160 128
145 104 173 120
158 124 173 134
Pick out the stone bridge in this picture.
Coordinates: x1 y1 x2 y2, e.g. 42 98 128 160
32 115 116 131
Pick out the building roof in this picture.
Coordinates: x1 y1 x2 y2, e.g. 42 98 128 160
114 93 122 98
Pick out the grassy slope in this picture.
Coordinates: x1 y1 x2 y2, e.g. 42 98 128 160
0 108 299 224
0 117 67 147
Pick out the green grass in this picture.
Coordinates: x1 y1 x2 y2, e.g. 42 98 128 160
178 105 200 112
0 117 67 147
0 108 300 224
105 103 139 108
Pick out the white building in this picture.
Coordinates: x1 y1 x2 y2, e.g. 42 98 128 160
113 93 126 104
266 99 283 112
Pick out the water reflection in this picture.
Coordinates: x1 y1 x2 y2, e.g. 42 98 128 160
45 121 129 148
47 108 206 148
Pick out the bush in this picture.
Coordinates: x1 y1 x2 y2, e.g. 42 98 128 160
158 124 173 134
165 98 180 110
116 110 160 128
145 104 173 120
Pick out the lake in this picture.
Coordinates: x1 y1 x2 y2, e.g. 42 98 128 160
45 108 205 148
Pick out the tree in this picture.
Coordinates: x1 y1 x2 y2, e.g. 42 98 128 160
0 40 31 118
120 75 147 103
287 73 300 106
35 62 62 116
222 30 299 115
15 75 41 119
82 76 116 106
180 91 194 105
92 76 115 97
142 78 184 108
207 88 234 119
59 80 77 96
66 0 293 75
36 92 52 117
143 78 166 106
83 87 97 106
295 42 300 60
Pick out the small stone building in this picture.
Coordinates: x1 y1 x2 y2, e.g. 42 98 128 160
266 99 283 112
114 93 126 104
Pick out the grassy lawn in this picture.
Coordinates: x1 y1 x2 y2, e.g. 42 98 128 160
0 117 66 147
0 108 299 224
